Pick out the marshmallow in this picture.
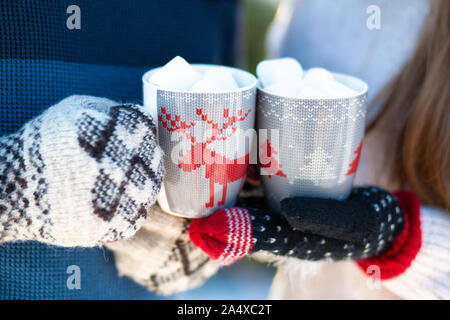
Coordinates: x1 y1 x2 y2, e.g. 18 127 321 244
303 68 358 98
202 68 239 91
149 56 202 90
302 68 334 86
318 79 358 98
190 79 222 92
297 85 330 99
264 82 303 97
256 57 303 88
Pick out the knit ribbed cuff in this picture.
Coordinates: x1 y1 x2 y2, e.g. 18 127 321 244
189 207 254 266
357 191 422 280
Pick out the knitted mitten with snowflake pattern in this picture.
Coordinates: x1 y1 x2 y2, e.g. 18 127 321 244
189 187 408 265
0 95 164 247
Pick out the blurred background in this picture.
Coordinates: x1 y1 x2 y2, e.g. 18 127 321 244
243 0 280 74
168 0 280 300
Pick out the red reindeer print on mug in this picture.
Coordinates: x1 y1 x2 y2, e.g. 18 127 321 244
259 139 287 179
159 106 252 208
345 139 363 176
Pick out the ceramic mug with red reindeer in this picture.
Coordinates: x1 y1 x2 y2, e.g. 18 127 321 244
143 64 257 218
257 73 368 212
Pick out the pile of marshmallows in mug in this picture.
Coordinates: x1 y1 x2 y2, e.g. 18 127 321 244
149 56 357 98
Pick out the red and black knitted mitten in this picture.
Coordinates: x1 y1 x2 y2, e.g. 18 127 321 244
189 187 406 265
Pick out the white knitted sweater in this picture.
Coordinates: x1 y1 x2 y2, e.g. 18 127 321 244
263 0 449 299
266 205 450 299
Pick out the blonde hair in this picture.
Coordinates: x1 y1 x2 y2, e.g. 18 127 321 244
367 0 450 210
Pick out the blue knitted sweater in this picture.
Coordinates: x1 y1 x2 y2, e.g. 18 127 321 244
0 0 238 299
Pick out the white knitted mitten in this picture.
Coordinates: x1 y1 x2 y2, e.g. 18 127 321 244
106 204 219 295
0 95 164 247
